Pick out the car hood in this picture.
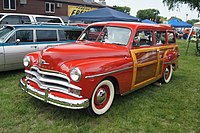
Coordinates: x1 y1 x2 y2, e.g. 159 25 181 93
39 41 129 69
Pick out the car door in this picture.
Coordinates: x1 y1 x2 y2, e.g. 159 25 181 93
4 29 38 70
0 44 4 71
130 30 161 90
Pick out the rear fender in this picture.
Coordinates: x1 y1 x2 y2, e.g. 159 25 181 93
163 47 179 71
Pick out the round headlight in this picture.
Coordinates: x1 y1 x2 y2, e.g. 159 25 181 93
23 56 30 67
70 67 81 82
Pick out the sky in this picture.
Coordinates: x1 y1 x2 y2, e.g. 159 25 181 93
95 0 199 21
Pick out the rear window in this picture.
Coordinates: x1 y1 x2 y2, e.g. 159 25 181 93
36 17 62 24
36 30 57 42
20 16 31 24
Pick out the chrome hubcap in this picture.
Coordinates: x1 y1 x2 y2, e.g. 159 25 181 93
165 68 169 78
96 89 107 104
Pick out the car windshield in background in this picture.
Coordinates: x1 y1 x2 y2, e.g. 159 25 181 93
0 26 14 42
79 26 131 46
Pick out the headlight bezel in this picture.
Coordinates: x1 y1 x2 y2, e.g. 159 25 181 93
23 56 31 67
70 67 81 82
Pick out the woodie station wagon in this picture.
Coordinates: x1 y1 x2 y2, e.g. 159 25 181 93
20 22 179 116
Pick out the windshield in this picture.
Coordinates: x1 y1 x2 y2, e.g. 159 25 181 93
0 26 14 42
79 26 131 46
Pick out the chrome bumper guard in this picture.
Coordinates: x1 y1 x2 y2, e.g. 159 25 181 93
19 78 89 109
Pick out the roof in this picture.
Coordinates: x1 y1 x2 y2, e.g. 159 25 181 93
2 24 84 30
69 7 140 22
0 13 62 18
53 0 105 7
168 18 192 28
88 21 173 30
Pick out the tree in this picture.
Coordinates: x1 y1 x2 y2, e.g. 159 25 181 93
136 9 160 22
113 5 131 14
187 19 199 25
163 0 200 13
158 16 168 23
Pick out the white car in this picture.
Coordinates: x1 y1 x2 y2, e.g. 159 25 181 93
0 13 65 25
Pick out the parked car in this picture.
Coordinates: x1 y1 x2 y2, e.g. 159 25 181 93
0 13 65 25
0 24 84 71
20 22 179 116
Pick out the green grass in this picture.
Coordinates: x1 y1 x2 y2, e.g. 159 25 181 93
0 40 199 133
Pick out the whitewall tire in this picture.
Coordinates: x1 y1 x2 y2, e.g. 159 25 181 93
162 64 173 83
87 80 115 116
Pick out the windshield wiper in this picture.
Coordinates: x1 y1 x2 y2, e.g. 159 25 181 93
110 43 125 46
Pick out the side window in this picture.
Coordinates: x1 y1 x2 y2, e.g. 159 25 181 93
58 30 82 41
1 15 19 24
36 30 57 42
133 30 153 47
20 16 31 24
155 31 166 45
58 30 67 41
16 30 33 42
36 17 62 24
167 31 176 44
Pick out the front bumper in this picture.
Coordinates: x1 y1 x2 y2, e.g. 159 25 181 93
19 78 89 109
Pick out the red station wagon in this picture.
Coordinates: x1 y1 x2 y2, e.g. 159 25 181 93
20 22 179 116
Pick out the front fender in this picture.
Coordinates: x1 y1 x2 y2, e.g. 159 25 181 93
60 57 133 98
25 51 40 70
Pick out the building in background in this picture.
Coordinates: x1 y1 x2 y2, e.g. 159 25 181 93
0 0 106 22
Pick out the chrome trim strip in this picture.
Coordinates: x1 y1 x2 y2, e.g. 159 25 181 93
85 66 133 79
19 78 89 109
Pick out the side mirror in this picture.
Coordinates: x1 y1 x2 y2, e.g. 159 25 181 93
16 39 20 44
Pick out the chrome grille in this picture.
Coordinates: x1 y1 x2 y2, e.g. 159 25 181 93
25 66 82 98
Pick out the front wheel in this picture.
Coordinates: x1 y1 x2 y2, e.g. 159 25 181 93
87 80 115 116
161 64 173 84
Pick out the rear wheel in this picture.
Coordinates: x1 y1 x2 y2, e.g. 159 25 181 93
161 64 173 83
87 80 115 116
